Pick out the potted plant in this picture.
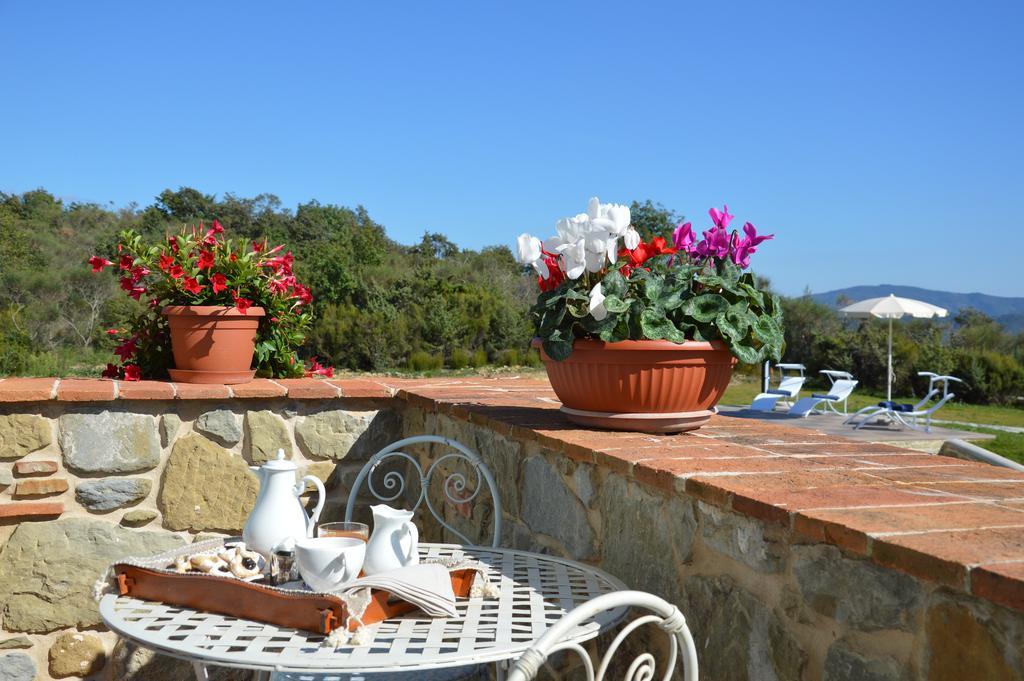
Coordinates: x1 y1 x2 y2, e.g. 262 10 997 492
515 198 783 432
89 221 330 383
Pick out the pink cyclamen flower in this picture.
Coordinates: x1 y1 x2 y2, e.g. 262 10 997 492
695 225 731 259
708 204 734 230
672 222 695 254
730 222 774 269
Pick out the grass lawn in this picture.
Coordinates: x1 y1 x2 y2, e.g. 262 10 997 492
721 375 1024 428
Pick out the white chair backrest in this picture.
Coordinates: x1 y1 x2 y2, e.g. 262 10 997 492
828 379 858 400
507 590 698 681
344 435 502 547
776 376 806 397
920 392 956 416
911 388 940 411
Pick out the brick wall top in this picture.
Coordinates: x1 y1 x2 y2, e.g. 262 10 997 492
3 374 1023 613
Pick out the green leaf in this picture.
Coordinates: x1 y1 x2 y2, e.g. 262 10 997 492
602 295 631 314
684 295 729 323
644 277 664 302
602 270 627 297
542 338 573 361
730 339 762 364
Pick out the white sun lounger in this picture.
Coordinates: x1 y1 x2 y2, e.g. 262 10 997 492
750 363 807 411
845 373 962 432
787 370 858 417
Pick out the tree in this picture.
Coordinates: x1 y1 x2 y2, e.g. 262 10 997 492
628 200 683 241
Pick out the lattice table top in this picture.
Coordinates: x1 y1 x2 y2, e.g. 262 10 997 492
99 543 628 673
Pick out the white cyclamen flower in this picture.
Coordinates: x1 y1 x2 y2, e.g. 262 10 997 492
515 233 549 278
623 226 641 250
589 282 608 321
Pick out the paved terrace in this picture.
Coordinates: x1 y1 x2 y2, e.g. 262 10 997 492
0 374 1021 617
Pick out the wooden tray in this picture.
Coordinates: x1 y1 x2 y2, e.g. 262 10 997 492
113 564 477 635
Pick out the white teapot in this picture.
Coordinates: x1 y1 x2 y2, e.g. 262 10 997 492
363 505 419 575
243 449 326 558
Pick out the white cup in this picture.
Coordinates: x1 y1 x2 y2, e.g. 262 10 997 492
295 536 366 592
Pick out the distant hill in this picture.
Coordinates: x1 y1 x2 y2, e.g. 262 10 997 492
809 285 1024 332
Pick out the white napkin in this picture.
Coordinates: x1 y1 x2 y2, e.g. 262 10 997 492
341 563 457 618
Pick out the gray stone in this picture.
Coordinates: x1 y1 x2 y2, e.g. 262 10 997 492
0 518 183 632
793 544 922 632
0 413 51 461
0 653 35 681
245 410 293 463
59 410 160 474
473 426 521 516
0 468 11 489
296 409 373 460
923 590 1024 681
521 455 595 559
572 463 595 506
75 477 152 512
824 639 902 681
160 413 182 447
121 509 158 527
596 473 696 601
49 631 106 678
684 574 807 681
158 435 259 532
195 409 242 446
111 638 252 680
698 501 786 573
0 637 31 650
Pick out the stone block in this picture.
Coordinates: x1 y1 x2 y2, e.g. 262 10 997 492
13 477 68 496
596 473 696 600
121 509 158 527
0 652 35 681
160 413 182 447
792 544 922 632
76 478 152 511
923 590 1024 681
0 636 31 650
824 639 903 681
245 409 293 463
12 460 58 475
158 435 259 532
195 409 242 446
48 631 106 678
0 517 183 632
684 574 807 681
0 413 51 460
521 455 595 559
0 468 11 488
0 501 63 520
59 410 160 474
698 501 787 573
296 408 397 461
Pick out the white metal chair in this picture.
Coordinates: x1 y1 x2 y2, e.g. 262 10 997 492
268 436 502 681
845 373 963 432
787 370 858 417
506 590 698 681
750 363 806 411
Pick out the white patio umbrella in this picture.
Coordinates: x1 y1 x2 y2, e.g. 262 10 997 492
839 294 948 402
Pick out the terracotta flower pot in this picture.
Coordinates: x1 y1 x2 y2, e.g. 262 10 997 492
534 338 737 433
162 306 265 384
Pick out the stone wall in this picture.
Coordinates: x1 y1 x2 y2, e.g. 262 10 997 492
0 394 398 681
398 405 1024 681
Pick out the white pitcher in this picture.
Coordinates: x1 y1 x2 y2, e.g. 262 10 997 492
363 504 419 575
243 449 326 558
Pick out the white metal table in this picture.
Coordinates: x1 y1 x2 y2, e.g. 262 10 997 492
99 543 628 679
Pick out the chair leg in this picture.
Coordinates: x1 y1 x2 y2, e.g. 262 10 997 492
192 662 210 681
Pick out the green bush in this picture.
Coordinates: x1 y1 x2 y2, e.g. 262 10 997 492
951 349 1024 405
496 348 521 366
407 350 443 372
524 348 542 368
470 349 488 368
449 348 471 370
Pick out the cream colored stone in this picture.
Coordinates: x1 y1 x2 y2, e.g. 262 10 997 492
0 414 51 460
48 631 106 678
158 435 258 532
245 410 293 463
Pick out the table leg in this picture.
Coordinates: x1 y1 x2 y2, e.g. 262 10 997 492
191 661 210 680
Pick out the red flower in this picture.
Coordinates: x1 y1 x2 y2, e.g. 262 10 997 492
128 286 146 301
119 254 134 271
198 250 215 270
119 277 134 292
168 236 179 254
229 254 237 262
267 252 294 274
88 256 113 272
123 365 141 381
305 358 334 378
268 277 289 294
130 265 150 283
211 219 224 234
650 236 677 256
253 240 264 253
168 265 184 279
291 283 313 306
537 255 565 292
183 277 203 294
101 363 119 379
106 328 120 335
159 254 174 272
232 291 253 314
270 316 279 323
211 273 228 293
113 338 137 361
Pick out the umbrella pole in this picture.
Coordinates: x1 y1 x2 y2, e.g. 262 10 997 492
887 317 893 402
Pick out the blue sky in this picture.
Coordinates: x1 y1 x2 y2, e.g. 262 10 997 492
2 1 1022 297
